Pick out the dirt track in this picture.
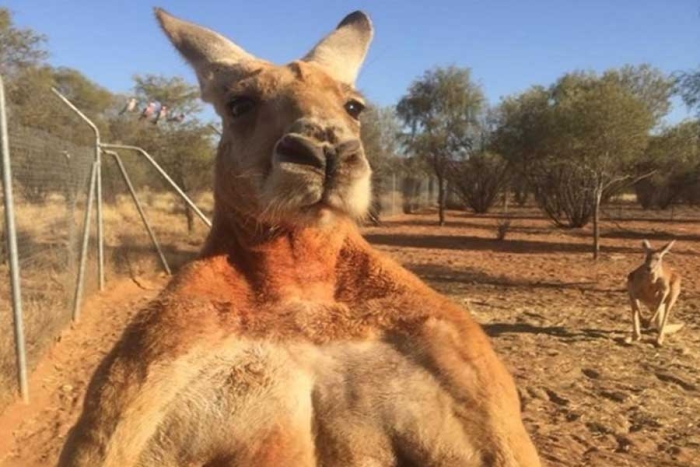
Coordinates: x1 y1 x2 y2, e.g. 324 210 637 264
0 207 698 466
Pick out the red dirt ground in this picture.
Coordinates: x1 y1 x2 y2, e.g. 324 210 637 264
0 277 165 467
0 207 699 466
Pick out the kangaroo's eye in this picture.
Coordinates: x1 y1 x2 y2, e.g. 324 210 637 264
344 99 365 120
228 97 256 118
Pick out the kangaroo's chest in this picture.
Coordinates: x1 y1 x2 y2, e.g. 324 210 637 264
217 295 423 343
138 335 479 466
630 274 664 307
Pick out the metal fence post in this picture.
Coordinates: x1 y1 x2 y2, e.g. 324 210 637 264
50 88 105 291
72 162 98 322
0 75 29 403
391 173 397 217
99 143 212 228
96 145 103 290
104 150 171 275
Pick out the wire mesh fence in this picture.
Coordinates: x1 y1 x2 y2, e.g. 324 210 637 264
0 86 213 409
0 91 97 407
373 172 438 219
99 148 212 278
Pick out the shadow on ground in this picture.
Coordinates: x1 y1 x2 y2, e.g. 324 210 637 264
365 232 639 255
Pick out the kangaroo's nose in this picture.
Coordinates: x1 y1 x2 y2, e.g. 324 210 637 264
336 139 362 163
276 135 325 170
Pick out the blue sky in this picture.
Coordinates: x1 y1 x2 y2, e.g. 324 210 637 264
6 0 700 124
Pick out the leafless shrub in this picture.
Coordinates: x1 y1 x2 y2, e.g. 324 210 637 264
448 151 510 214
529 163 596 228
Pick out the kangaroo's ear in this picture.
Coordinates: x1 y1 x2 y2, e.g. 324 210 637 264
660 240 676 256
302 11 373 85
642 240 652 252
155 8 257 100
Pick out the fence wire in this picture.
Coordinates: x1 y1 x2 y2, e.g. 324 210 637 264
0 93 219 409
0 94 95 408
99 148 212 277
373 172 438 219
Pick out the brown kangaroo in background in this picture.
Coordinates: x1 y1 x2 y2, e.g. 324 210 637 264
626 240 683 346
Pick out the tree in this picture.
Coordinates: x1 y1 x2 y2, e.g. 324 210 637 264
52 67 113 117
675 69 700 115
130 75 213 232
602 64 673 125
152 123 214 232
548 74 653 258
493 70 657 258
492 86 551 206
6 64 117 148
635 120 700 209
0 8 47 76
397 66 485 225
447 107 511 214
361 105 400 174
133 74 202 116
529 162 597 228
0 9 52 132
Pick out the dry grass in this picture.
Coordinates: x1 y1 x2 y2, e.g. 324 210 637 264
0 191 211 412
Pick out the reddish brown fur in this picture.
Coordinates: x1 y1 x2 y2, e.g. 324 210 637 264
626 240 683 346
61 220 539 466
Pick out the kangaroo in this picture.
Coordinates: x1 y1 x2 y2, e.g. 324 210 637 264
626 240 683 346
58 8 541 466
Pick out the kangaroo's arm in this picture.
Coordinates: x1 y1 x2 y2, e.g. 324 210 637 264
58 258 247 467
336 232 541 466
